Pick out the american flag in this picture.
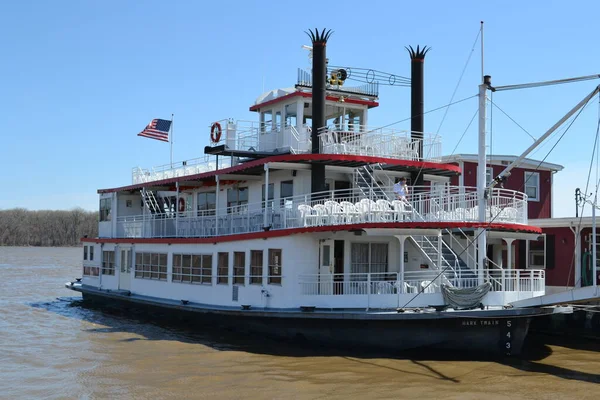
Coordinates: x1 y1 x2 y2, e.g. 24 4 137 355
137 118 172 142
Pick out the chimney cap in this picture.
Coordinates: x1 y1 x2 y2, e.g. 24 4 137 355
306 28 333 44
406 45 431 60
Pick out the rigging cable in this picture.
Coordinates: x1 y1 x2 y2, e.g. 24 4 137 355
400 90 597 309
377 94 478 186
488 100 537 142
449 108 479 156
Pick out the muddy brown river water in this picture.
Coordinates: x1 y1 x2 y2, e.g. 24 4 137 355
1 246 599 399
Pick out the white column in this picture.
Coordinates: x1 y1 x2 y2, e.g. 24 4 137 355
141 188 146 238
264 163 270 229
175 181 179 237
504 239 514 270
477 82 488 285
215 176 220 235
396 235 406 293
572 225 582 287
437 231 442 270
361 107 368 130
593 200 598 289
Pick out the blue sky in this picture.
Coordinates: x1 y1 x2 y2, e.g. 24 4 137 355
2 0 600 217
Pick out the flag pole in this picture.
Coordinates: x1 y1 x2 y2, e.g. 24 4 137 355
170 113 174 169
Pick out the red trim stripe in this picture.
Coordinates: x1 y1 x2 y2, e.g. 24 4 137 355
249 91 379 112
81 222 541 244
99 154 461 193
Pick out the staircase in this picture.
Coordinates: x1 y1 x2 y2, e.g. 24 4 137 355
141 190 162 214
410 234 477 282
351 163 479 282
352 164 388 199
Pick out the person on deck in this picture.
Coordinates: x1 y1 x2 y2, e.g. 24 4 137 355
393 177 409 202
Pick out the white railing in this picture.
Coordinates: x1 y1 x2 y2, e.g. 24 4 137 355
132 120 317 184
298 269 545 296
116 185 529 239
318 125 442 162
132 156 233 184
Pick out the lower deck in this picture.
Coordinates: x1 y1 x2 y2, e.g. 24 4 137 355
80 229 545 310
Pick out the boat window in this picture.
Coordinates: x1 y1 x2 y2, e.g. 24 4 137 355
83 265 99 277
261 110 272 134
197 192 216 216
102 251 115 276
89 245 94 261
524 171 540 201
268 249 282 285
217 252 229 284
134 252 167 281
280 180 293 207
250 250 263 284
227 187 248 213
83 246 88 261
285 104 297 127
99 198 111 222
233 252 246 285
350 243 389 278
275 112 282 132
262 183 274 209
172 253 212 284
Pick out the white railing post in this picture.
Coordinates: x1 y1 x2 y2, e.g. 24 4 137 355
366 273 371 311
530 271 534 295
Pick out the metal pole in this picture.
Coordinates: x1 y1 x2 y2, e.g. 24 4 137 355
141 188 146 238
264 163 270 229
480 21 484 84
170 114 174 169
477 80 488 285
215 176 219 235
175 181 179 237
593 194 597 289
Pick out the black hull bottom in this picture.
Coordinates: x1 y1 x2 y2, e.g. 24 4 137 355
531 307 600 339
79 291 531 356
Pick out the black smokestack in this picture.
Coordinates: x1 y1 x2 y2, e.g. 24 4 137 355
307 28 332 196
407 45 429 186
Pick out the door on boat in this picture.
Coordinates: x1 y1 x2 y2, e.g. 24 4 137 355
334 240 345 294
319 240 334 295
118 247 132 291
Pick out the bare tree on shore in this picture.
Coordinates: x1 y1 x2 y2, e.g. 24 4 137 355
0 208 98 247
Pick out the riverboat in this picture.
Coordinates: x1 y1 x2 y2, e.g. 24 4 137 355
65 28 570 356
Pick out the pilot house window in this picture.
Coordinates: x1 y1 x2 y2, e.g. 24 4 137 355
99 198 111 221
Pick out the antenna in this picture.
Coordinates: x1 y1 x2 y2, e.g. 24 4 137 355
301 44 313 60
480 21 484 84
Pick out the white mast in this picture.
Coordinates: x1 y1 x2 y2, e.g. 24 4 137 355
477 78 489 285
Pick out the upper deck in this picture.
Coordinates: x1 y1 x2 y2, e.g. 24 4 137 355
132 122 442 185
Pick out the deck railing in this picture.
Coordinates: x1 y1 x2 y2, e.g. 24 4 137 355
115 185 528 239
318 126 442 162
131 121 447 184
132 156 234 184
297 269 545 296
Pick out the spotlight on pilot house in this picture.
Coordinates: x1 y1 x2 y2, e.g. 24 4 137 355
328 68 347 86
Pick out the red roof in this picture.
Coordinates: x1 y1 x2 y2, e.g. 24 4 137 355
99 154 461 194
